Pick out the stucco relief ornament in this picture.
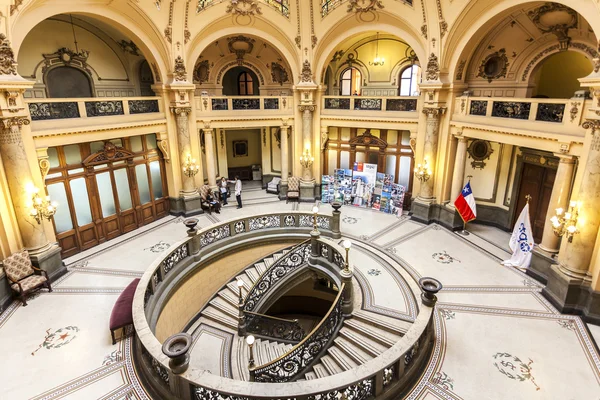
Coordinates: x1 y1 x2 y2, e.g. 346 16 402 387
0 34 17 76
426 53 440 81
226 0 262 16
173 56 187 81
347 0 383 13
300 60 313 82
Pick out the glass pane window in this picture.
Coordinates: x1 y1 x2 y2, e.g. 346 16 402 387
146 134 157 150
340 151 350 169
69 178 93 226
64 144 82 165
238 72 254 95
47 148 60 168
135 164 151 205
385 155 397 179
149 161 164 200
90 141 104 154
46 182 73 233
114 168 133 211
96 172 116 217
130 136 143 153
340 68 361 96
399 65 421 96
398 156 412 188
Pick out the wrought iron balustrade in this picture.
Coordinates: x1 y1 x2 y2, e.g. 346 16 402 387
244 311 305 343
28 102 80 121
211 98 228 111
128 99 159 114
250 284 345 382
354 98 382 111
243 241 311 313
535 103 565 123
386 99 417 111
324 98 351 110
469 100 488 116
263 98 279 110
491 101 530 119
85 100 124 117
232 98 260 110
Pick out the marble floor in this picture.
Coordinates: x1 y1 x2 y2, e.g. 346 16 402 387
1 189 599 399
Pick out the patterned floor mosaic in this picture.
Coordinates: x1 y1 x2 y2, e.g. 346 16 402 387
1 196 599 399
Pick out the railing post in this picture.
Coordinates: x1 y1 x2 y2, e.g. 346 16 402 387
341 269 354 317
331 202 342 239
185 218 200 255
419 277 442 307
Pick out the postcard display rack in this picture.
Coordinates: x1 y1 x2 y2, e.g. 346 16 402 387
321 163 405 216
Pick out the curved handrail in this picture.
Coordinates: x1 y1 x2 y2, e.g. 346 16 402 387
244 311 305 343
250 283 346 383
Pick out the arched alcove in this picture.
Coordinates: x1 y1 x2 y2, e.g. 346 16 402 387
45 66 93 98
222 67 260 96
530 51 592 98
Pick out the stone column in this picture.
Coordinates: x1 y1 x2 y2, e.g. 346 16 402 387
299 105 316 201
279 121 290 200
557 120 600 279
171 107 196 196
538 154 577 253
203 128 217 189
419 107 446 200
449 134 468 205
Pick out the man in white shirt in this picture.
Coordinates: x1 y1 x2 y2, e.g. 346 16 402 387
234 176 242 209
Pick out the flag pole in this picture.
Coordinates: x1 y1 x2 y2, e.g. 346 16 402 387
458 176 474 236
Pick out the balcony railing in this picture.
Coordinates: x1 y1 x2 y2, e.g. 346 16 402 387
27 97 162 121
454 96 589 137
323 96 418 112
195 95 293 115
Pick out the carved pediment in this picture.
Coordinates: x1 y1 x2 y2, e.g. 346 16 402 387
42 48 91 75
349 129 387 149
82 142 135 166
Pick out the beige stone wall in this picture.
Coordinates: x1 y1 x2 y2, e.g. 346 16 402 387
155 242 296 342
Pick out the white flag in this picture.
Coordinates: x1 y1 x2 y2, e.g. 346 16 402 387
502 203 534 269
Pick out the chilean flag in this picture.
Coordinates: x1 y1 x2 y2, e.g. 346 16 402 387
454 182 477 223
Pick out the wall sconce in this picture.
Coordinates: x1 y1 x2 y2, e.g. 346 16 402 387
343 240 351 274
182 153 199 178
299 148 314 169
414 158 432 182
26 184 57 224
550 201 580 243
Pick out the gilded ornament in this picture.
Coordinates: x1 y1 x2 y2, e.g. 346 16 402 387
347 0 384 14
456 60 466 80
570 102 580 123
426 53 440 81
478 49 509 83
0 34 18 76
226 0 262 16
300 60 313 82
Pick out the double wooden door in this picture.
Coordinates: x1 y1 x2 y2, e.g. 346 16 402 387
513 163 556 243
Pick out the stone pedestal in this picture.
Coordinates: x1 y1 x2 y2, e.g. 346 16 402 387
169 195 202 216
410 198 437 224
529 247 555 285
30 245 65 281
341 269 354 318
278 182 288 200
300 180 316 202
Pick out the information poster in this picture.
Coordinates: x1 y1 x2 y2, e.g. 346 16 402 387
375 173 394 212
352 163 377 208
321 175 335 203
334 169 353 205
388 184 406 216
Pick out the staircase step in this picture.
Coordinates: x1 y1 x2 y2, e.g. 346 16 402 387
313 363 330 379
218 288 240 308
334 337 372 365
227 279 251 296
254 261 267 275
345 319 397 347
244 267 260 284
339 329 385 357
328 347 358 371
202 307 238 330
263 257 275 268
272 252 283 262
209 297 238 319
353 310 409 336
321 355 343 375
305 372 317 380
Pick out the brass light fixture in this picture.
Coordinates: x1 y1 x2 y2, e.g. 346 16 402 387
246 335 255 368
237 279 244 305
299 148 314 169
343 240 351 274
27 183 57 224
312 205 319 231
550 200 580 243
182 153 199 178
414 158 432 182
369 32 385 66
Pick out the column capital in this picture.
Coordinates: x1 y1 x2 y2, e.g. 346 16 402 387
582 119 600 132
299 104 316 112
422 106 447 117
170 106 192 116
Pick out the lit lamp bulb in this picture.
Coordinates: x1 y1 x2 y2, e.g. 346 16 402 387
556 208 564 216
567 225 577 234
570 200 577 208
246 334 255 368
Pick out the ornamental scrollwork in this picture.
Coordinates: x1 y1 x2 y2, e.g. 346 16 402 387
249 215 281 231
162 243 189 274
300 59 312 82
245 313 305 342
234 221 246 234
199 225 231 247
174 56 187 81
283 215 296 226
426 53 440 81
477 49 509 83
0 34 17 76
226 0 262 16
299 215 330 230
347 0 383 14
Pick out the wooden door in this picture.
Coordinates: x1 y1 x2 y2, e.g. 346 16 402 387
514 163 556 243
113 166 138 233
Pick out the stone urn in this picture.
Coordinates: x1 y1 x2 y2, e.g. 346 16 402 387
184 218 199 234
418 277 443 307
331 201 342 212
162 332 192 374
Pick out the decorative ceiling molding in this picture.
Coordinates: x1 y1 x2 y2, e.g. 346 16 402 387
477 48 509 83
270 62 289 85
347 0 383 14
435 0 447 39
164 0 175 43
193 60 211 84
455 60 466 81
425 53 439 81
42 48 91 76
226 0 262 16
310 0 317 48
295 0 301 49
227 35 255 66
118 40 140 56
528 3 578 51
184 0 191 44
420 0 427 39
10 0 23 15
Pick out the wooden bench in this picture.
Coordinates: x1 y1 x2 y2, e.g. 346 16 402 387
109 278 140 344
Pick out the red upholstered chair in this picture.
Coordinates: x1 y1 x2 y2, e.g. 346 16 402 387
3 249 52 306
109 278 140 344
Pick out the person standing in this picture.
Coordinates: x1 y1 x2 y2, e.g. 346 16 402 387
234 176 243 209
219 177 229 205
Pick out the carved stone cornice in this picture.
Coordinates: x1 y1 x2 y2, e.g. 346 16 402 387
170 106 192 116
422 107 446 117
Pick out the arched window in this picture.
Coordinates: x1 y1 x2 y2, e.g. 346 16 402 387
45 66 93 98
399 65 421 96
340 68 361 96
238 71 254 95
